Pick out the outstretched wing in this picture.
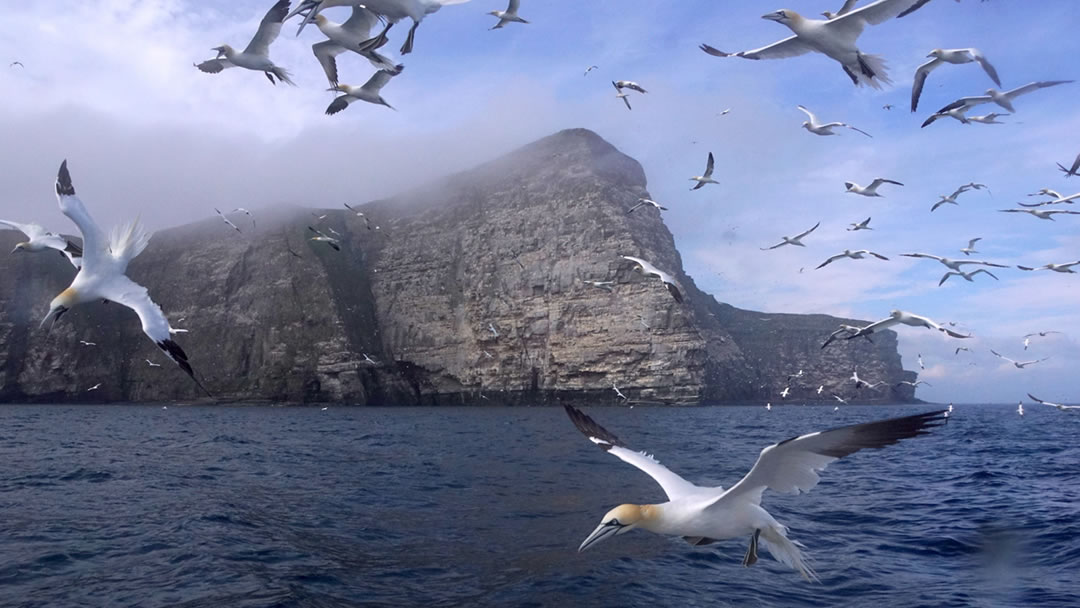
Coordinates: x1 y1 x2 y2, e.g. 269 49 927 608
705 410 946 508
565 405 703 500
910 57 942 112
736 36 813 60
792 221 821 241
245 0 290 56
312 40 345 85
55 160 107 270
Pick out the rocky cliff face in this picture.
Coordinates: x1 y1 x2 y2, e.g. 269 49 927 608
0 129 915 404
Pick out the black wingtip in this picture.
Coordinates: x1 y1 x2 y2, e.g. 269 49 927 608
159 339 213 399
564 405 624 450
56 160 75 196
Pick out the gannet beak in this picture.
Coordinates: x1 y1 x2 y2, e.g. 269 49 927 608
39 306 68 330
762 11 784 21
10 245 20 254
578 522 622 552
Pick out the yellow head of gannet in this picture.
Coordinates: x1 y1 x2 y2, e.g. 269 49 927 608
762 9 806 27
41 287 78 329
11 241 28 253
578 504 659 551
211 45 235 59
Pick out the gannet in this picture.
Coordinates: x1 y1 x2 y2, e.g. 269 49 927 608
967 113 1008 124
488 0 528 29
613 383 628 401
43 161 209 395
847 217 873 231
815 249 888 269
146 359 161 367
920 104 974 128
584 65 599 76
699 0 935 88
821 0 857 19
780 386 791 399
690 153 719 190
583 280 615 291
344 204 375 230
1024 330 1062 339
1027 393 1080 412
1018 190 1079 207
938 268 998 286
214 208 242 233
797 106 872 137
817 385 824 395
895 380 931 388
1017 402 1024 417
900 253 1008 272
787 369 805 381
1027 188 1065 200
1017 260 1079 273
1023 337 1030 350
230 208 257 229
998 208 1080 221
933 80 1073 115
565 404 945 580
910 48 1000 112
79 340 96 347
1057 153 1080 178
1 219 82 268
833 395 847 405
307 226 341 250
959 237 981 256
621 256 683 303
87 383 102 392
760 222 820 250
326 69 402 114
612 81 633 110
844 178 902 197
845 310 971 341
488 323 499 337
289 0 472 54
196 0 295 86
312 8 403 86
882 104 894 110
931 185 972 212
917 353 924 370
990 349 1048 369
821 324 869 348
627 198 667 214
765 403 772 410
613 80 647 94
10 61 24 68
363 353 378 364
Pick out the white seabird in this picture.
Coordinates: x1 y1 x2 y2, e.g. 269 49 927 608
847 217 873 231
900 252 1008 272
488 323 499 337
955 347 969 355
761 222 820 250
627 198 667 214
815 249 888 269
1018 190 1080 207
584 65 599 76
797 106 872 137
960 237 981 256
1026 188 1066 200
230 208 257 229
564 404 946 580
289 0 472 55
931 80 1073 116
326 69 402 114
613 80 647 94
780 386 791 399
146 359 162 367
1027 393 1080 412
690 153 719 190
910 48 1000 112
43 161 209 395
214 208 242 234
311 8 403 86
833 395 847 404
488 0 528 29
895 380 931 388
821 323 871 348
998 208 1080 221
967 113 1008 124
87 383 102 392
845 178 903 197
1057 153 1080 178
583 279 615 291
363 353 378 364
612 81 633 111
931 185 972 212
1017 402 1024 417
1 219 82 268
196 0 295 86
990 349 1048 370
821 0 858 19
612 383 628 401
845 310 971 341
79 340 96 347
1017 260 1079 273
938 268 998 286
699 0 935 88
307 226 341 250
622 255 683 303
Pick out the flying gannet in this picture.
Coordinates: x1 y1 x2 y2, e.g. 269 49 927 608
780 386 791 399
584 65 599 76
910 48 1000 112
917 353 924 370
612 81 633 110
990 349 1048 369
307 226 341 250
564 404 946 580
612 383 628 401
931 185 972 212
43 161 209 395
955 346 969 355
146 359 162 367
815 249 888 269
196 0 295 86
931 80 1073 116
760 222 820 250
845 178 902 197
363 353 378 364
959 237 981 256
797 106 872 137
895 380 931 388
488 0 528 29
1 219 82 268
900 253 1008 272
1017 260 1079 273
847 217 873 231
488 323 499 337
583 279 615 291
938 268 998 286
699 0 936 88
326 69 402 114
230 208 257 229
613 80 647 94
690 153 719 190
821 0 857 19
998 208 1080 221
1057 153 1080 178
627 198 667 214
1018 190 1080 207
214 208 242 233
79 340 96 347
311 8 403 86
289 0 472 55
967 112 1008 124
622 255 683 303
1027 393 1079 412
821 323 870 348
1017 402 1024 417
845 310 971 341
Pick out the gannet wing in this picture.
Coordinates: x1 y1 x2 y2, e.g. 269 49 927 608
1069 153 1080 174
0 219 44 240
736 36 813 60
836 0 935 25
1003 80 1074 100
989 349 1015 364
564 405 703 500
834 0 859 16
761 241 787 251
622 255 657 277
341 5 380 34
938 272 958 286
937 95 991 113
313 40 345 85
707 410 946 506
815 253 844 269
195 58 233 74
361 68 396 93
792 221 821 241
508 0 521 12
844 124 873 138
872 178 903 187
55 161 106 270
849 315 899 336
244 0 290 56
796 105 817 123
703 152 715 178
967 49 1001 87
910 57 942 112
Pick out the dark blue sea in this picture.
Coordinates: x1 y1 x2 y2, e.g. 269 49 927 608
0 403 1076 607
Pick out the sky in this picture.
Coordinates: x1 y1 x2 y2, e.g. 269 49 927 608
1 0 1078 403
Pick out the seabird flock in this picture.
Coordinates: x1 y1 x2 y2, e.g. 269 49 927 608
2 0 1077 586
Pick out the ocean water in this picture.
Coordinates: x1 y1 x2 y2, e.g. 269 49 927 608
0 403 1076 608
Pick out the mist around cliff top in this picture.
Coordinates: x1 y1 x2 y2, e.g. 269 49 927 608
1 1 1079 402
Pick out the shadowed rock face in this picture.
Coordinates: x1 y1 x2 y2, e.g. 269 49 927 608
0 129 915 405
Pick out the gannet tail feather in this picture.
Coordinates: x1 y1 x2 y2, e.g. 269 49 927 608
854 53 891 89
108 219 152 266
270 66 296 86
760 525 817 583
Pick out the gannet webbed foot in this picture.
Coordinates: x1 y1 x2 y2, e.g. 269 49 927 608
742 529 760 567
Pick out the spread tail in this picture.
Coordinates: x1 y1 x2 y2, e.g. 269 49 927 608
760 525 818 583
108 218 152 267
851 53 891 90
271 66 296 86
